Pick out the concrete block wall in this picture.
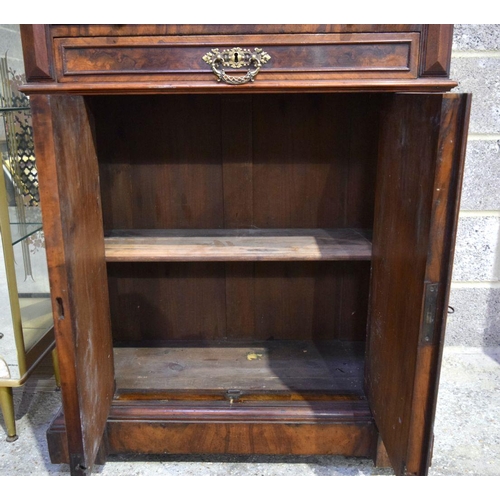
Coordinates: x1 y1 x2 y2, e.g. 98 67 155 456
446 25 500 346
0 24 498 347
0 24 23 75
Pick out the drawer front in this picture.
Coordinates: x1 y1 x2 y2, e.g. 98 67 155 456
53 33 420 84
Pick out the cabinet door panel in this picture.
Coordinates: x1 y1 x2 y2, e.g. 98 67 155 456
30 95 114 475
366 93 470 475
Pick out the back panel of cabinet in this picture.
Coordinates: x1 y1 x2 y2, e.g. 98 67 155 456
90 94 379 345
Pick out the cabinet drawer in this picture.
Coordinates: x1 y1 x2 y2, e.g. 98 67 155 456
53 33 420 85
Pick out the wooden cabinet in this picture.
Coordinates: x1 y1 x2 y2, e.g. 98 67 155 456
20 24 470 476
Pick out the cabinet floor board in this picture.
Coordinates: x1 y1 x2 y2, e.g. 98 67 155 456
113 340 365 399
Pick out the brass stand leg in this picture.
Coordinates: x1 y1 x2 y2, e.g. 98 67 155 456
0 386 18 442
51 349 61 390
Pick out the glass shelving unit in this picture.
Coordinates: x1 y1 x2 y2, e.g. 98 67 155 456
0 83 59 441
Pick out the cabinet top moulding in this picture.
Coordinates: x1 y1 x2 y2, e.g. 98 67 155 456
19 24 456 94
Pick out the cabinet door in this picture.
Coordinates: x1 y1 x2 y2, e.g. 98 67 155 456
366 93 471 475
30 95 114 476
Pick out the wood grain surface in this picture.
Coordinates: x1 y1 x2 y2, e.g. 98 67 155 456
30 95 114 475
106 261 371 344
93 93 378 232
104 228 372 262
365 93 470 475
52 33 418 81
19 25 54 81
112 340 365 396
47 399 376 462
24 25 465 476
366 94 442 475
18 24 455 94
49 25 423 37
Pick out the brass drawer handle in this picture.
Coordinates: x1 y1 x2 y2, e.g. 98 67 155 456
202 47 271 85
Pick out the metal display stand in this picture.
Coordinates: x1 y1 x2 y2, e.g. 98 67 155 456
0 57 59 441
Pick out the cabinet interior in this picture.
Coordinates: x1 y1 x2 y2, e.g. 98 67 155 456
88 93 381 402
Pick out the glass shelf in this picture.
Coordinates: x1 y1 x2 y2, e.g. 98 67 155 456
9 222 43 245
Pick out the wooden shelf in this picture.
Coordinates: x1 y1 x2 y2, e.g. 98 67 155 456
104 228 372 262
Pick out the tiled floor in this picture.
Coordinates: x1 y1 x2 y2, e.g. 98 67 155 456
1 346 499 476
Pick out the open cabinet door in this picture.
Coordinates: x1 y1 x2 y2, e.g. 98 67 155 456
366 93 471 475
30 95 114 475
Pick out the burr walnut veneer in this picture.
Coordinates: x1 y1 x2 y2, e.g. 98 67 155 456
20 24 470 476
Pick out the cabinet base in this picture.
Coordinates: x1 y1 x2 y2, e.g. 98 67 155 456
47 399 379 468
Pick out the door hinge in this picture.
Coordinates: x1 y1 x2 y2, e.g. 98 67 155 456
420 282 440 345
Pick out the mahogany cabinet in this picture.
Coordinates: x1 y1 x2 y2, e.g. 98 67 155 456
20 25 470 476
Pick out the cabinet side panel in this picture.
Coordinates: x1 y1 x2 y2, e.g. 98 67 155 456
366 94 443 475
30 95 114 475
